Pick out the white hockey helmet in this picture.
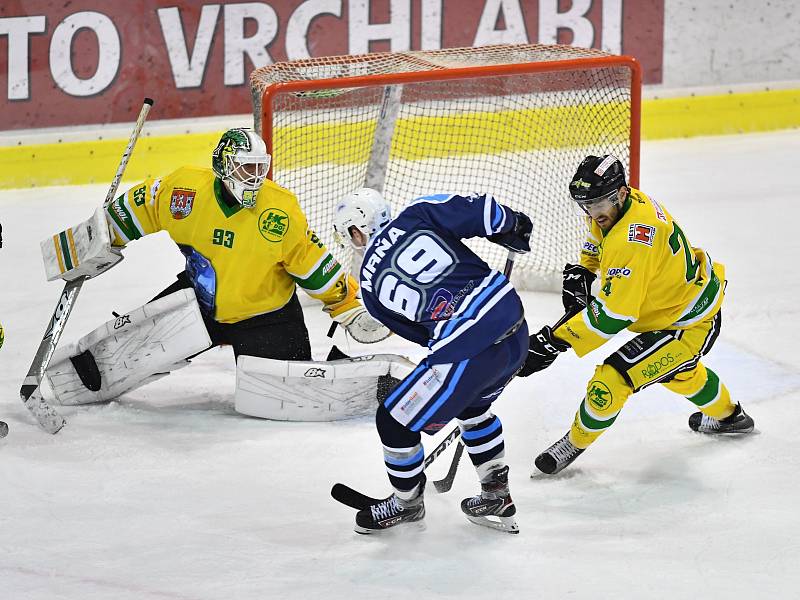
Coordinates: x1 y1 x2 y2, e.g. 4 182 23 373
333 188 392 249
211 128 271 208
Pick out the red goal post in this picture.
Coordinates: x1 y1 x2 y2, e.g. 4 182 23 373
250 44 641 291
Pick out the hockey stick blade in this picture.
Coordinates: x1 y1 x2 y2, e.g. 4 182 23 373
432 440 464 493
331 483 381 510
19 276 85 433
332 426 462 509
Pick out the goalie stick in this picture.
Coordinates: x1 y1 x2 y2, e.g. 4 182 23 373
19 98 154 434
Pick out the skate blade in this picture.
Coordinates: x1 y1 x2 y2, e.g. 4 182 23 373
465 514 519 534
354 520 427 535
695 425 755 435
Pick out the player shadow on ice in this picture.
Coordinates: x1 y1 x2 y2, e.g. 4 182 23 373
529 467 584 481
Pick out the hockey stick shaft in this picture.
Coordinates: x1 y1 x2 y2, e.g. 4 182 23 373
331 424 462 509
20 98 154 433
333 250 521 506
431 250 518 492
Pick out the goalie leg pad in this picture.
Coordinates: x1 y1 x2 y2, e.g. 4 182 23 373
44 289 212 405
235 353 416 421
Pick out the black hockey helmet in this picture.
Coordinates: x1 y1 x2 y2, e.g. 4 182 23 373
569 155 627 203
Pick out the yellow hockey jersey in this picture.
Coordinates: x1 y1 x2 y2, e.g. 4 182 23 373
555 188 725 357
105 166 358 323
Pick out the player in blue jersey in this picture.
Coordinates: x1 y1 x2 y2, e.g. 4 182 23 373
332 188 533 534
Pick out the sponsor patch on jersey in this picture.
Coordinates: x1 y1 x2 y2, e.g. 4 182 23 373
150 178 161 202
628 223 655 246
650 197 667 222
640 353 679 380
607 267 632 278
398 392 424 416
427 288 454 320
259 208 289 242
421 368 441 389
170 189 195 219
582 241 599 254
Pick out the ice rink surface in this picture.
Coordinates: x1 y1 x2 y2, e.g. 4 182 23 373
1 130 799 599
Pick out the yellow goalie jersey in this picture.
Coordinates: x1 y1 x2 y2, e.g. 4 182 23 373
105 166 357 323
556 188 725 357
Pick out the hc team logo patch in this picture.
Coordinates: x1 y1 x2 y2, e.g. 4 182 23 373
628 223 656 246
170 189 195 219
587 381 613 411
259 208 289 242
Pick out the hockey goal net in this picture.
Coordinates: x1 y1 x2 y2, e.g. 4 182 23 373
250 44 641 290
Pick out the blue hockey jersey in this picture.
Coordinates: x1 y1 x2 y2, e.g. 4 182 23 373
359 192 525 365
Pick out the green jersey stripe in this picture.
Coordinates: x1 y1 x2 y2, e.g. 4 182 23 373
586 298 633 336
106 197 142 242
687 368 721 407
579 399 618 431
293 254 342 293
121 192 147 238
674 269 722 326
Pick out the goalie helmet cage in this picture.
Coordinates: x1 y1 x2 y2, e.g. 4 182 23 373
250 44 641 291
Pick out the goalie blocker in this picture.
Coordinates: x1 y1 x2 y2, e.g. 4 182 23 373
41 208 123 282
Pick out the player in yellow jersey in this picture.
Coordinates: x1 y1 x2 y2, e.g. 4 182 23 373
518 155 754 475
42 129 390 410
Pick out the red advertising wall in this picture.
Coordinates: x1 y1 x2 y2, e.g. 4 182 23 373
0 0 663 131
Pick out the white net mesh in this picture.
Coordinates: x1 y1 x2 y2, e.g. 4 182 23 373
250 44 639 290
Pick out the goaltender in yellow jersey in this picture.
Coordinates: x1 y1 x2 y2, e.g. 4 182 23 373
518 155 754 476
107 165 347 324
102 128 389 358
40 128 390 418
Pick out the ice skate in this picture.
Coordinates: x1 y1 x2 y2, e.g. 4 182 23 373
534 432 585 475
461 466 519 534
354 475 426 534
689 403 754 434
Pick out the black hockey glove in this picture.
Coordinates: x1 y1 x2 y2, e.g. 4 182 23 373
487 210 532 254
562 263 596 313
517 326 570 377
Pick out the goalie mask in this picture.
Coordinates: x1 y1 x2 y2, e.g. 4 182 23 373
212 128 271 208
333 188 392 249
569 154 628 217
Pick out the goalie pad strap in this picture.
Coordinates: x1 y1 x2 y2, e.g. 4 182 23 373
235 353 416 421
44 289 212 405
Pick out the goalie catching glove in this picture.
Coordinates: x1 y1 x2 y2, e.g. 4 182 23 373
332 305 391 344
487 210 533 254
517 326 569 377
320 273 391 343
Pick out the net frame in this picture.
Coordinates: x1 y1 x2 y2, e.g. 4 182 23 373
250 44 642 291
